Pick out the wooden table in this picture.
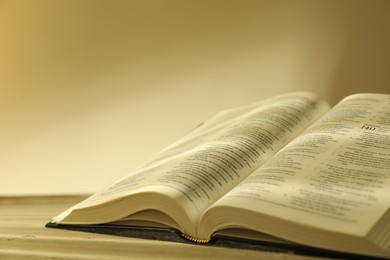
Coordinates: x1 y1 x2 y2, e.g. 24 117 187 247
0 195 326 259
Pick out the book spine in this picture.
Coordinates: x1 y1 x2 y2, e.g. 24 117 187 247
181 233 210 244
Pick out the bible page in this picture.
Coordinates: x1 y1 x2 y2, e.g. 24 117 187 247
54 92 330 232
207 93 390 238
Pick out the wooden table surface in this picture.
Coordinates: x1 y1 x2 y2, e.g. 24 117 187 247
0 195 327 259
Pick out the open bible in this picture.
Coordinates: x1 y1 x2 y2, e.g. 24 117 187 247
47 92 390 259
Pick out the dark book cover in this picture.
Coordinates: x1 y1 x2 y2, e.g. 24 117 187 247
45 222 387 260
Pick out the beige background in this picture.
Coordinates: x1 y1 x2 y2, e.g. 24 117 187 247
1 0 389 195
